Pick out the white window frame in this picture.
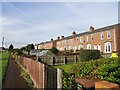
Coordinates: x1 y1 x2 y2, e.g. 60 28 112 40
78 45 83 50
104 42 111 53
107 31 110 39
101 32 104 40
86 35 88 42
91 34 94 41
94 45 97 50
80 37 83 43
87 44 91 49
74 46 77 50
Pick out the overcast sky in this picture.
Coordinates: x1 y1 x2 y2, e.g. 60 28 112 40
1 0 119 48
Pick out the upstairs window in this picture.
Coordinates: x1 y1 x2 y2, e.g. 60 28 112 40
101 32 104 40
86 35 88 42
91 34 94 41
107 31 110 39
80 37 83 43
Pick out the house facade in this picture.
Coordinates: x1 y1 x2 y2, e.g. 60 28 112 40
35 24 120 53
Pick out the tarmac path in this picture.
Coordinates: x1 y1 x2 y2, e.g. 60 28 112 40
2 55 29 89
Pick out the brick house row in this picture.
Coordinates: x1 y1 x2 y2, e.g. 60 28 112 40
34 23 120 53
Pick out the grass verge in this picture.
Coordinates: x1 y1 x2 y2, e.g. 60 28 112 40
0 51 9 81
16 62 35 89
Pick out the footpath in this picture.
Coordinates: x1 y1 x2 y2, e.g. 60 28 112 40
2 56 29 89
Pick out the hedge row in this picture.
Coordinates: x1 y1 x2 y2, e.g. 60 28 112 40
72 58 120 84
79 50 100 61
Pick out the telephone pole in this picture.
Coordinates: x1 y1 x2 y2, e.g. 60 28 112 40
2 37 4 48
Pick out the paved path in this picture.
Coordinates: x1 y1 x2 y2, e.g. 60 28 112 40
2 56 29 89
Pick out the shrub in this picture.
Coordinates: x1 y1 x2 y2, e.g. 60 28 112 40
50 47 59 54
62 71 76 89
72 58 120 84
79 49 100 61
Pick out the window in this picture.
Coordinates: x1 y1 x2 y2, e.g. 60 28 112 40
87 44 91 49
68 46 71 50
76 37 78 42
101 32 104 40
104 42 111 53
80 37 83 43
94 45 97 50
98 44 101 52
107 31 110 39
86 35 88 42
64 46 66 50
91 34 94 41
57 47 60 50
74 46 77 50
78 45 83 50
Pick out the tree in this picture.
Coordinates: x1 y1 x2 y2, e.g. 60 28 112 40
26 44 34 55
20 47 26 51
9 44 14 51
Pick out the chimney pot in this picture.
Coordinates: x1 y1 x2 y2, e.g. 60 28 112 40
90 26 94 32
57 36 60 40
61 36 64 39
51 38 53 41
72 31 76 36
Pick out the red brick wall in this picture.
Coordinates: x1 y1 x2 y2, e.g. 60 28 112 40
56 29 115 53
36 24 120 53
116 24 120 52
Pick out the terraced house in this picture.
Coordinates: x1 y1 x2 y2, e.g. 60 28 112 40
35 23 120 53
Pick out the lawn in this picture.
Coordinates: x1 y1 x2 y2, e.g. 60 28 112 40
52 57 120 85
52 63 77 73
0 51 9 81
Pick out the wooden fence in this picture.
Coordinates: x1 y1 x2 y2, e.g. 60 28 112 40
38 55 78 65
16 56 62 89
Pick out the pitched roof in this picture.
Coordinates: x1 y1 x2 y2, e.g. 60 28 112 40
37 23 120 44
59 23 120 41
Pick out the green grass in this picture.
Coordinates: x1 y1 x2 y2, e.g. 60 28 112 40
52 63 77 73
0 51 9 80
52 58 120 85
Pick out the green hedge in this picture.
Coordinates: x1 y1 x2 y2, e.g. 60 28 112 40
72 58 120 84
79 50 100 61
50 47 59 54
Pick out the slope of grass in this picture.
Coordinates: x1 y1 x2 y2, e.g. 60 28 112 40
52 63 77 73
0 51 9 80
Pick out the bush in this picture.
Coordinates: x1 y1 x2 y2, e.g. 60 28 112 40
72 58 120 84
62 71 76 89
50 47 59 54
79 49 100 61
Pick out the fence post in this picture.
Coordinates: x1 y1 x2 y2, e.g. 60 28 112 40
57 69 63 89
64 56 67 64
75 55 77 63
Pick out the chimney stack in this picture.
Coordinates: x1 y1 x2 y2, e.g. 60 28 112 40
90 26 94 32
72 31 76 36
57 36 60 40
61 36 64 39
51 38 53 41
